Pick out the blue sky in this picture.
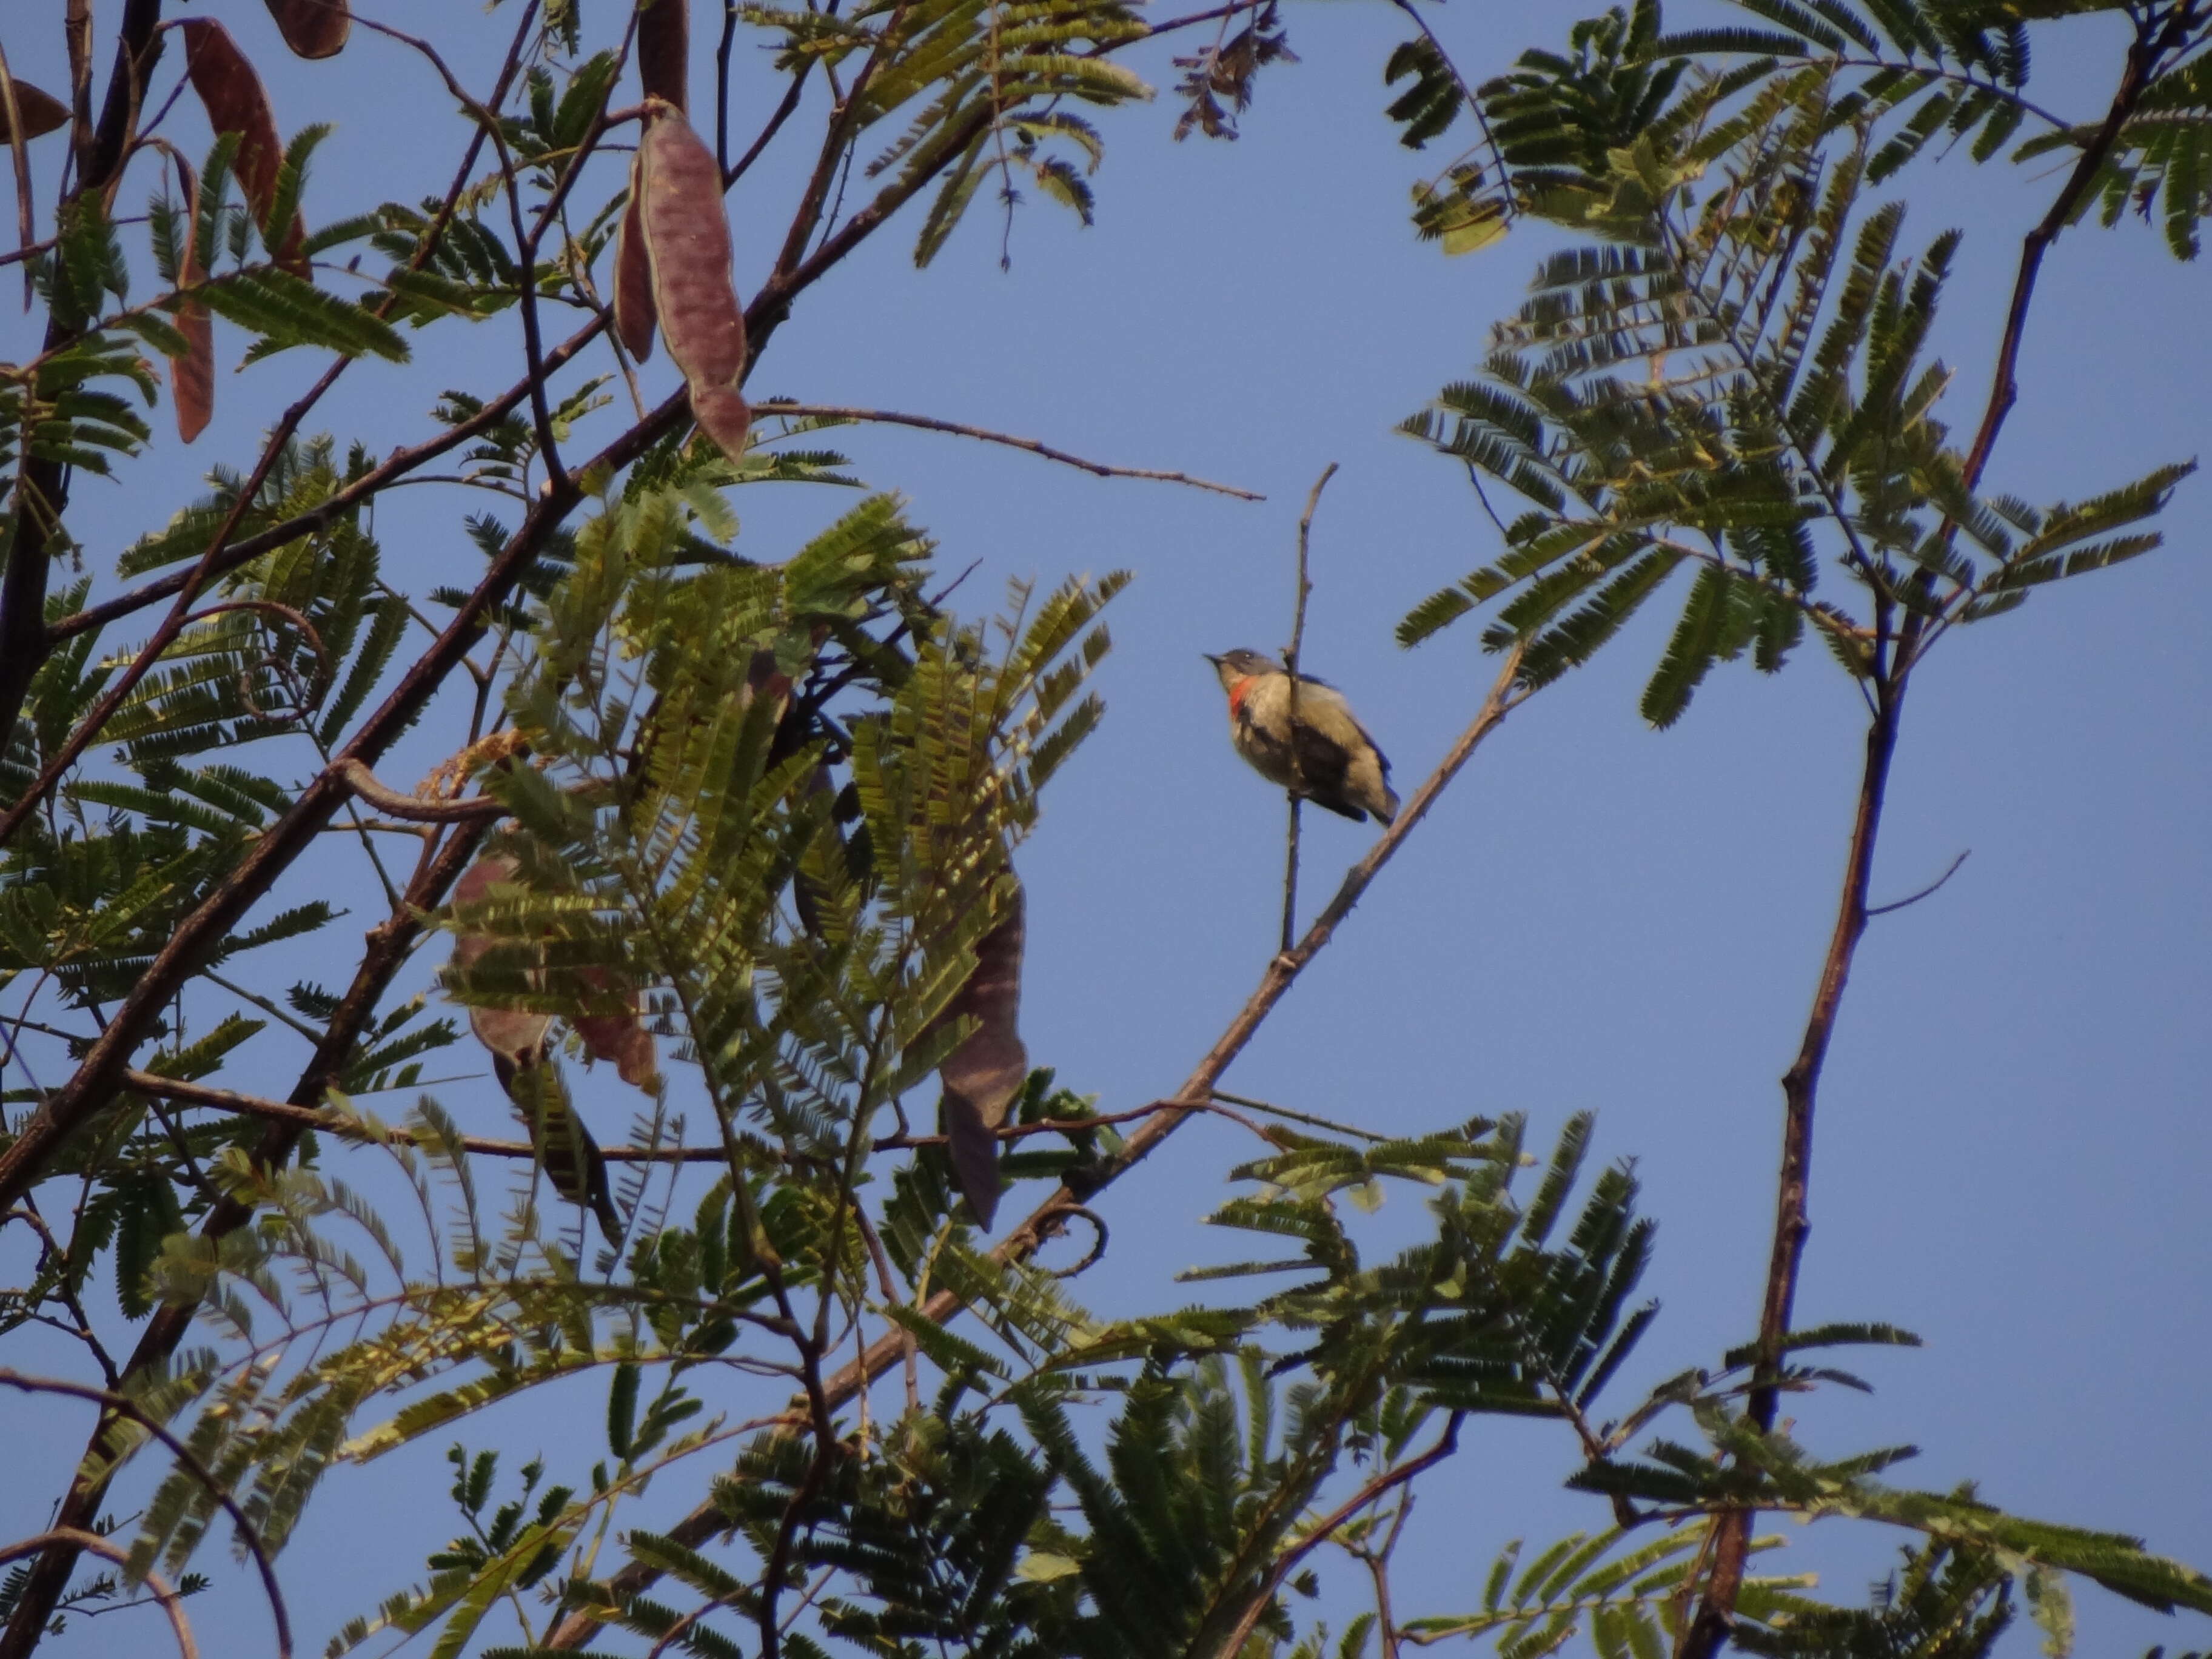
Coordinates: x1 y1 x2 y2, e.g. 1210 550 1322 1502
3 0 2207 1655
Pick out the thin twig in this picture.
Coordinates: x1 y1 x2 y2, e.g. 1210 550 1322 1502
1866 850 1969 917
118 1070 725 1161
1208 1088 1389 1143
1388 0 1510 209
330 758 508 823
1280 463 1335 952
752 403 1264 499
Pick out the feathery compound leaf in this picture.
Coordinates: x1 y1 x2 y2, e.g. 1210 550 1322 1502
199 267 409 361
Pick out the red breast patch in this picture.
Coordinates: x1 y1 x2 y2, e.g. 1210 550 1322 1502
1227 677 1253 722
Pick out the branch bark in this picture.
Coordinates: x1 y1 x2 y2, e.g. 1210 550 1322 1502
1279 463 1333 953
750 401 1263 498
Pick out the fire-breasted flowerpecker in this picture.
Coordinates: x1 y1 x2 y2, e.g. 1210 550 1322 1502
1205 649 1400 825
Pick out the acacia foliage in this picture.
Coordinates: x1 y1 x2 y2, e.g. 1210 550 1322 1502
0 1 2209 1658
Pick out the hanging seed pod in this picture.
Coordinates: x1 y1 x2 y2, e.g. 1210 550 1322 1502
171 158 214 444
178 20 307 275
634 98 749 463
936 882 1028 1228
261 0 351 61
612 182 655 361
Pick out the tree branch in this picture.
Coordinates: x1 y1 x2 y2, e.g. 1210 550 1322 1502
1279 462 1334 953
752 402 1264 499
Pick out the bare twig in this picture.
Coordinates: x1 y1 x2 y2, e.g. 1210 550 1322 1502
1866 850 1969 917
1037 1205 1108 1279
330 758 508 823
1280 463 1335 952
118 1071 724 1162
752 402 1264 499
1210 1088 1390 1142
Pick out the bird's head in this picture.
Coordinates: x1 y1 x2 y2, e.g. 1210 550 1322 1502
1204 649 1282 693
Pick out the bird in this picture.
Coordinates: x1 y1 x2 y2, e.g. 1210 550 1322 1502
1205 649 1399 824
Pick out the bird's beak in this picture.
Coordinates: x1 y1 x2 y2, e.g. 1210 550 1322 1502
1202 653 1223 667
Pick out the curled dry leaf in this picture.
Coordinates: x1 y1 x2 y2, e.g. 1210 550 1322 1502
635 98 749 463
179 20 308 276
637 0 689 110
572 968 662 1092
261 0 351 61
0 80 70 142
937 882 1028 1229
172 160 214 444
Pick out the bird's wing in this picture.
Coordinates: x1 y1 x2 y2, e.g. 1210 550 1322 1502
1287 719 1356 799
1299 681 1392 778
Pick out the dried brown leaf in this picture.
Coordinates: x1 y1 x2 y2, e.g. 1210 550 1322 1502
261 0 351 61
637 0 689 111
179 20 307 276
574 968 661 1093
635 98 749 463
938 883 1028 1228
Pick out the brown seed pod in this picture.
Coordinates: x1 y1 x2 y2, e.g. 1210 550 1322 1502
936 882 1028 1228
261 0 351 61
612 181 656 362
178 20 307 276
0 80 69 142
635 98 749 463
172 159 215 444
637 0 689 111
